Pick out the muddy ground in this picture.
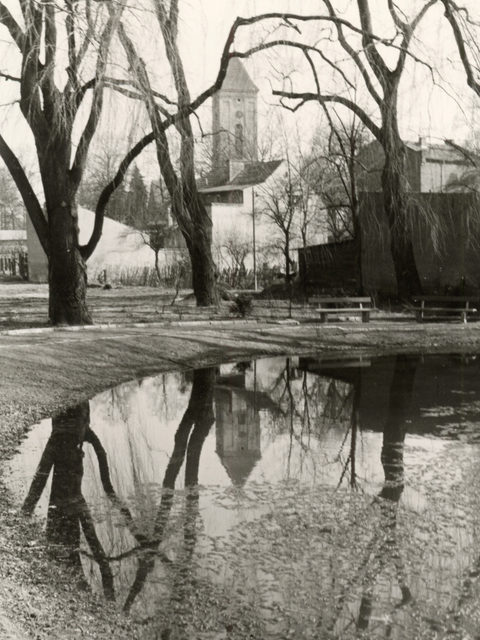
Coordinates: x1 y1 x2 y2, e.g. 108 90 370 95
2 281 480 639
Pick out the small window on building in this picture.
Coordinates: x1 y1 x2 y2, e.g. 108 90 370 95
235 124 244 157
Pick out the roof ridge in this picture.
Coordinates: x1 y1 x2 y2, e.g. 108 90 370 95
220 57 259 94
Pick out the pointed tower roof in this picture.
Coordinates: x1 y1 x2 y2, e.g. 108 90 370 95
221 57 259 94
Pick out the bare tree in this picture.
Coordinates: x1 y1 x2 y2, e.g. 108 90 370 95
305 116 369 290
257 150 325 282
100 2 294 306
221 230 251 289
106 1 223 305
0 0 125 324
240 3 436 297
257 161 298 282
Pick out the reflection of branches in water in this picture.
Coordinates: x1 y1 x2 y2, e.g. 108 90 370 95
267 361 361 488
300 370 313 439
336 401 360 491
123 367 216 613
353 355 418 634
85 428 150 547
22 403 115 600
286 359 296 477
318 356 418 636
324 379 354 422
21 369 216 614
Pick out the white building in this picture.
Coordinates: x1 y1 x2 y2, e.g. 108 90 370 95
198 58 286 271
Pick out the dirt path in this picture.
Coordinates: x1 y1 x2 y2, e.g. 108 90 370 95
2 285 480 637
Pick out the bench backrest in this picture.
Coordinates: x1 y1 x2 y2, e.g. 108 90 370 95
413 296 478 303
309 296 372 304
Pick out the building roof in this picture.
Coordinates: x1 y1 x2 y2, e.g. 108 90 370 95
230 160 283 185
0 230 26 241
405 140 476 164
199 160 283 192
218 453 262 487
221 57 259 94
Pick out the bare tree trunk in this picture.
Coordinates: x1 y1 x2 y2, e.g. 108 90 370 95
177 190 218 306
188 236 218 306
42 152 93 325
381 111 422 298
285 234 291 282
154 249 161 284
48 205 91 325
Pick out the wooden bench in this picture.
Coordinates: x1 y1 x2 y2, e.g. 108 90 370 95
309 296 373 323
412 296 478 323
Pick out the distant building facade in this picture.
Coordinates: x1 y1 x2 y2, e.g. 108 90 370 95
300 139 480 296
358 138 477 193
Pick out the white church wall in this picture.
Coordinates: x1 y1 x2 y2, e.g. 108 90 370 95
78 208 177 283
26 207 177 284
209 184 283 272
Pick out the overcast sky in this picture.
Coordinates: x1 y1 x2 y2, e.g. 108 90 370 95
0 0 479 186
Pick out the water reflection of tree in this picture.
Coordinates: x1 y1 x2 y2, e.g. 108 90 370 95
269 359 350 440
124 366 215 613
331 355 419 636
277 358 360 488
22 402 115 599
21 367 216 615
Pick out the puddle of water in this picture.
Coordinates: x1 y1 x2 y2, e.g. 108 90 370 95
5 354 480 639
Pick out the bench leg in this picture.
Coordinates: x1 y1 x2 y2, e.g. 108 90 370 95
320 312 327 323
461 311 467 324
415 310 423 323
362 311 370 323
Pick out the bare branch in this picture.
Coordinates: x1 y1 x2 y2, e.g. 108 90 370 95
321 0 383 105
81 132 154 260
356 0 391 86
0 134 49 255
70 2 126 190
387 0 409 32
0 2 25 50
0 72 20 83
393 0 437 79
65 0 79 94
41 0 60 124
273 88 382 141
442 0 480 98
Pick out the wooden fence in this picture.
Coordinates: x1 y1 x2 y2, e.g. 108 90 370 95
0 252 28 280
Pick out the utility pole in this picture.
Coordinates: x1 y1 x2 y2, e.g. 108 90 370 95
252 188 257 291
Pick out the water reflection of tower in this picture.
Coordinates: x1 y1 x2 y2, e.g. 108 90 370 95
215 362 276 485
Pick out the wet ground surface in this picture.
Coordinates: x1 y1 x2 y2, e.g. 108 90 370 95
2 283 480 637
5 353 480 638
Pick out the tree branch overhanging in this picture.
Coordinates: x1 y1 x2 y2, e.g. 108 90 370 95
441 0 480 97
81 131 154 260
0 134 49 255
69 2 126 190
273 87 382 141
0 2 25 49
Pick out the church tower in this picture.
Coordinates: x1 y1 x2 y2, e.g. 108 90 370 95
212 58 258 176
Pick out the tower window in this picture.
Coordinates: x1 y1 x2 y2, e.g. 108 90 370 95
235 124 244 157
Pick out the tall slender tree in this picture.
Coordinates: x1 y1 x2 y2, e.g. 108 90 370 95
109 0 220 305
